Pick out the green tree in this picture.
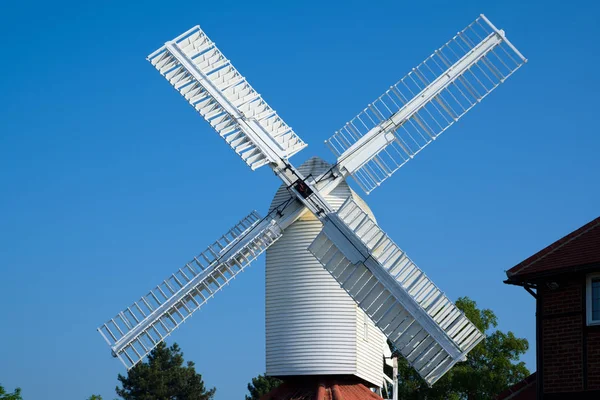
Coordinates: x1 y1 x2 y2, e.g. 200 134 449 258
86 396 102 400
116 342 215 400
391 297 530 400
245 374 282 400
0 385 22 400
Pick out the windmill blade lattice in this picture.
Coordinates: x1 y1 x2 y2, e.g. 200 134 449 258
328 15 527 193
148 26 307 170
98 211 282 369
309 198 483 385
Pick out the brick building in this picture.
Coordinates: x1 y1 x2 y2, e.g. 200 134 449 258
502 216 600 399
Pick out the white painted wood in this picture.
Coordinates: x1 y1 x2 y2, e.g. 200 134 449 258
327 15 527 193
147 26 307 170
99 211 282 369
356 307 385 386
266 157 384 386
586 273 600 326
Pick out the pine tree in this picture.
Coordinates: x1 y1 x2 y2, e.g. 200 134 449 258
116 342 215 400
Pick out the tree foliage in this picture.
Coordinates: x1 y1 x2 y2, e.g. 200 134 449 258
116 342 215 400
245 374 282 400
390 297 530 400
86 396 103 400
0 385 22 400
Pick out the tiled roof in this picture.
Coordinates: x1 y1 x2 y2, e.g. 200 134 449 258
495 373 537 400
506 216 600 282
259 377 383 400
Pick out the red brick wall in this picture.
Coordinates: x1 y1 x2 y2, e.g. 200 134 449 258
540 279 584 393
587 330 600 390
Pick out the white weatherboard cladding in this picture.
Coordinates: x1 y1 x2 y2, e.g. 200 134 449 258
266 157 384 386
356 307 382 385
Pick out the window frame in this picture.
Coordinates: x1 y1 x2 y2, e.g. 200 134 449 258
586 273 600 326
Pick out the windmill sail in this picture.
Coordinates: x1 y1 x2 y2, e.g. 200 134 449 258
328 15 526 193
148 26 307 170
309 198 484 385
98 211 282 369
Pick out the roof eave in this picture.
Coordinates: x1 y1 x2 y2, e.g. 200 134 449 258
504 261 600 285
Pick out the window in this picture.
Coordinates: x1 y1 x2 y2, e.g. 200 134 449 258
586 274 600 326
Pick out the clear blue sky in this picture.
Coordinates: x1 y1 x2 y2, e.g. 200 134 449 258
0 0 598 398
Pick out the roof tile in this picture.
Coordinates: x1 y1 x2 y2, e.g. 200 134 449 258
506 216 600 282
495 373 536 400
260 377 383 400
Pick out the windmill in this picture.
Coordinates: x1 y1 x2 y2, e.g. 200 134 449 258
98 14 526 390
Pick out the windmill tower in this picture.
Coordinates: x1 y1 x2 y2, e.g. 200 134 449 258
97 14 526 395
266 157 386 387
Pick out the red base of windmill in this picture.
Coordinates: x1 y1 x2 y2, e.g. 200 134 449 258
260 375 383 400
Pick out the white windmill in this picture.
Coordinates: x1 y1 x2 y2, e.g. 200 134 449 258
98 14 526 393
